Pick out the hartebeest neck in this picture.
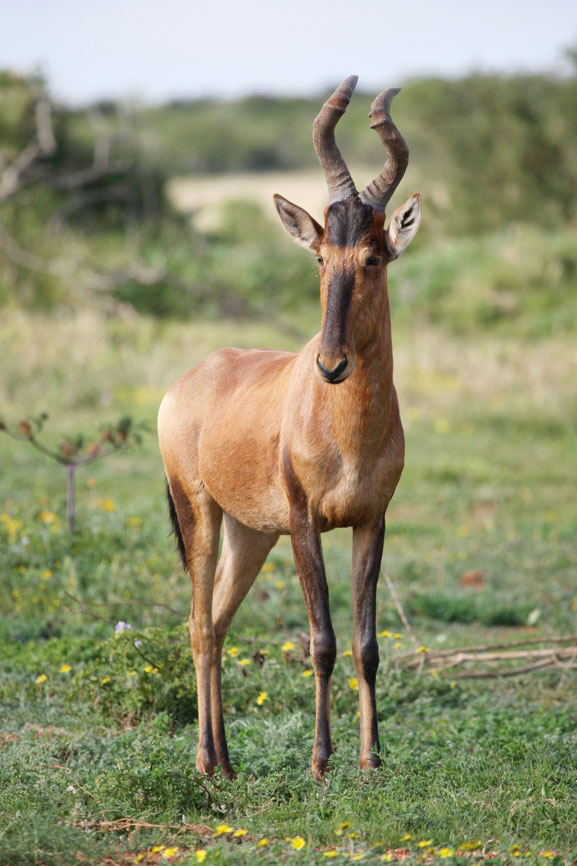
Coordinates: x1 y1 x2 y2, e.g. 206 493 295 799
320 291 395 453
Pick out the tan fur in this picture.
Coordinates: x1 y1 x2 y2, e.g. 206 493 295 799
158 78 421 779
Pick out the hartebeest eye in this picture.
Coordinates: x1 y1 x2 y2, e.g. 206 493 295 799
366 256 380 266
317 256 324 265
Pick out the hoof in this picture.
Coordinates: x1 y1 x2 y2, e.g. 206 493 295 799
221 764 237 781
312 755 331 780
196 747 218 776
360 752 382 770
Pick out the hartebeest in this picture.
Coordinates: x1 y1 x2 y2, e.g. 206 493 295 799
158 75 421 779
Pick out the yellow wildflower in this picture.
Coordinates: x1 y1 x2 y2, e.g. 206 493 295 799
238 658 251 666
151 847 165 854
323 852 338 858
257 838 269 846
291 836 306 850
59 664 71 673
459 841 482 851
417 840 433 848
434 418 450 434
348 677 359 691
163 848 179 859
101 677 110 684
302 669 313 677
126 517 142 526
38 510 57 524
233 829 247 837
439 848 454 858
335 822 350 836
196 851 207 862
126 516 142 527
281 641 296 651
256 691 268 706
348 831 360 838
274 580 286 590
214 824 234 836
379 630 391 637
35 674 48 684
381 855 394 862
402 834 413 841
227 647 240 658
41 569 53 580
416 645 428 653
342 649 353 656
101 499 115 512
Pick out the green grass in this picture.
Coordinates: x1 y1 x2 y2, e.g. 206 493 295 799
1 309 576 865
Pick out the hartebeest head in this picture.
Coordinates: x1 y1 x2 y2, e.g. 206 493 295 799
274 75 421 384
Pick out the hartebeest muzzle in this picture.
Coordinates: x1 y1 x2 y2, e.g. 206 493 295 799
315 262 358 383
316 354 349 383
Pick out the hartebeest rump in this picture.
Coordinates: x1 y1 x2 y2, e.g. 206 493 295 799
158 75 421 779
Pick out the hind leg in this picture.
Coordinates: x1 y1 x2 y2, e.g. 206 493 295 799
211 514 279 777
169 478 223 776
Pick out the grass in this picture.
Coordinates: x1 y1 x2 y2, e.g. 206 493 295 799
1 307 576 865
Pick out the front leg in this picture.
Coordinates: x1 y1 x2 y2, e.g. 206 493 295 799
290 507 336 779
352 517 385 769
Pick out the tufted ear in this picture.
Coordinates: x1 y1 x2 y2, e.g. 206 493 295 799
273 194 323 252
385 193 421 260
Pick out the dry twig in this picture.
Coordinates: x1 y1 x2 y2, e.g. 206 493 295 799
393 639 577 680
381 569 420 650
73 817 213 837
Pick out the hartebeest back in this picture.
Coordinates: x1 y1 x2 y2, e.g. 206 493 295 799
158 76 421 779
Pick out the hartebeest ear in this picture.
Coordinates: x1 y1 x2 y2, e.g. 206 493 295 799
274 194 323 252
385 193 422 261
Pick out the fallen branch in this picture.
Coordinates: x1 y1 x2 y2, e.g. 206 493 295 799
392 639 577 680
405 633 577 657
73 817 213 837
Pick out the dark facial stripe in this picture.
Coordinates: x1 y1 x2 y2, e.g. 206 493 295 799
321 263 355 352
325 196 374 248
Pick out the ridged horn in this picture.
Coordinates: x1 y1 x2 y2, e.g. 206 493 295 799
313 75 358 204
360 87 409 212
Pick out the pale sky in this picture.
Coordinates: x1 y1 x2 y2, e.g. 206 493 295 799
2 0 576 103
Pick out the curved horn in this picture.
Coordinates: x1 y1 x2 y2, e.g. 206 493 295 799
360 87 409 212
313 75 358 204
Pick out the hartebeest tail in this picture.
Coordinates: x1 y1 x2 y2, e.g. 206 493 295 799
158 75 421 779
166 481 186 570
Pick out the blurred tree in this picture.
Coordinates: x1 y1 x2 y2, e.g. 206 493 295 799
0 72 192 312
1 63 576 320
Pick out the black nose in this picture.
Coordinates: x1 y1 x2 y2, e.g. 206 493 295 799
317 355 348 383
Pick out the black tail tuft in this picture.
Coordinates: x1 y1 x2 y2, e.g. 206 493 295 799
166 480 187 571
